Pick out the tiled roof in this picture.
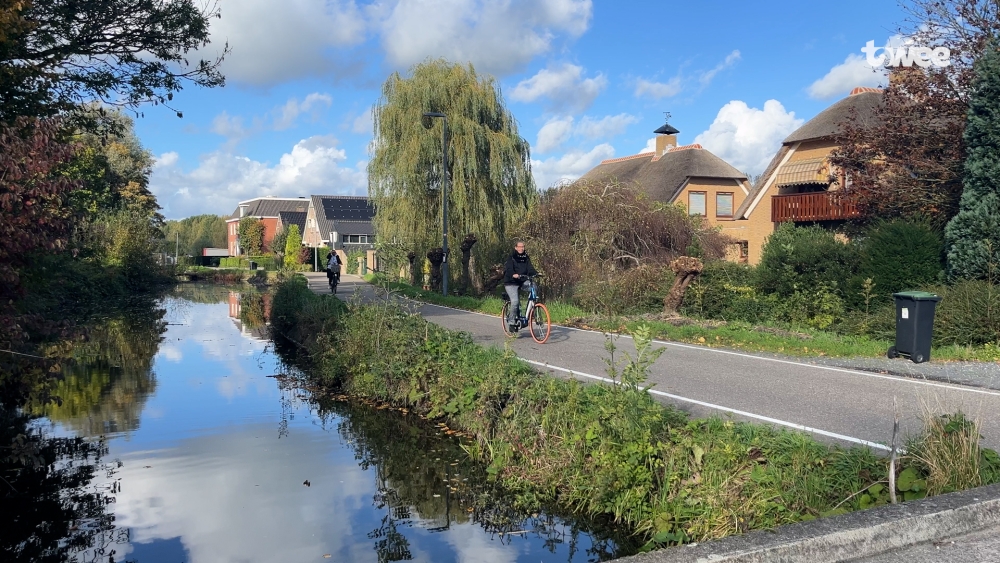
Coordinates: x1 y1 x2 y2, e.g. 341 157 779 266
229 198 309 220
579 145 746 204
599 153 654 165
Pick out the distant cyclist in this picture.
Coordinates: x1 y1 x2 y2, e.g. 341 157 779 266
326 251 342 285
502 241 538 332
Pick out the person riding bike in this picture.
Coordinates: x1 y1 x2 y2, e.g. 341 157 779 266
502 241 538 332
326 251 342 285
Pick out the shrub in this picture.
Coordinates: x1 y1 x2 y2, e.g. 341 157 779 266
88 210 162 287
757 223 858 299
521 179 732 301
858 219 943 304
220 257 242 269
773 283 846 330
573 265 670 315
680 261 778 324
928 280 1000 346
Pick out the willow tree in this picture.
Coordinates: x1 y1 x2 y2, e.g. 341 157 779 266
368 59 536 288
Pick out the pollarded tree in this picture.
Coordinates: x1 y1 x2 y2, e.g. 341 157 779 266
945 43 1000 281
368 59 536 283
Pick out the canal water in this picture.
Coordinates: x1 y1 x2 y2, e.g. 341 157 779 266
7 285 630 563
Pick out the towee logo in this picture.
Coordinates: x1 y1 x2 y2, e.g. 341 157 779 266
862 40 951 68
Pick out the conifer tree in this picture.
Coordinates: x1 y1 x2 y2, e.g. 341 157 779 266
945 44 1000 281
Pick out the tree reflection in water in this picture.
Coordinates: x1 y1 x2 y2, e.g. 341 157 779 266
303 392 634 562
3 301 167 562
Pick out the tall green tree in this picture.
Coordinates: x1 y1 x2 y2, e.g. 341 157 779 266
284 225 302 268
160 214 227 256
65 105 159 220
0 0 226 122
368 59 536 277
238 217 264 256
945 44 1000 281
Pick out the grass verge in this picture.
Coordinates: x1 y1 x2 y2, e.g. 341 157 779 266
364 274 1000 363
272 276 1000 551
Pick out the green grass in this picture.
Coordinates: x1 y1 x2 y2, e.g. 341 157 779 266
271 276 1000 550
364 274 1000 363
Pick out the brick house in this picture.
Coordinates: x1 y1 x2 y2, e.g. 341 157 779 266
225 197 310 256
578 121 753 262
303 195 375 252
733 87 883 263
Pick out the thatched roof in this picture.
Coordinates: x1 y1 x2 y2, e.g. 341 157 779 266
577 144 747 203
735 88 883 219
783 89 883 144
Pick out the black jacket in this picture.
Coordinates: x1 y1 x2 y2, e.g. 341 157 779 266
503 250 537 285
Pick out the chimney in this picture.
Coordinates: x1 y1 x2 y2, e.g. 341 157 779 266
653 120 679 157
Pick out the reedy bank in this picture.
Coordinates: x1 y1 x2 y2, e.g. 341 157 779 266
270 276 1000 550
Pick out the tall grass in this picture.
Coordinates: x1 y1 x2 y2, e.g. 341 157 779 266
271 277 1000 549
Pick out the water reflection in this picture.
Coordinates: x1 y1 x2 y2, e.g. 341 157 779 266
4 285 630 562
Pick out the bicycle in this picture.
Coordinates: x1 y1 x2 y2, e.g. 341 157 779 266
500 274 551 343
326 268 339 294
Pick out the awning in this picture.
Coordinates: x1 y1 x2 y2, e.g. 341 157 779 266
775 157 828 187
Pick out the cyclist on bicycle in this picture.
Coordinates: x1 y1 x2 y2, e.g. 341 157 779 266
326 251 342 285
502 241 538 332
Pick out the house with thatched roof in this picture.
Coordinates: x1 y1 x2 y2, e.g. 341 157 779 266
734 87 884 263
578 121 753 262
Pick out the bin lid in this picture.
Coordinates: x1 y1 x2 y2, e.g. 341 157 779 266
892 291 941 301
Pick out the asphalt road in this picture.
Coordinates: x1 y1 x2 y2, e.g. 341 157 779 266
309 273 1000 452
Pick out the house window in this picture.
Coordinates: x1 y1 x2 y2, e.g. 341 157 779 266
345 235 373 244
716 193 734 218
738 241 749 261
688 192 706 216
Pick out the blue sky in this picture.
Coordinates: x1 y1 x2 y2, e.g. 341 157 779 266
142 0 907 219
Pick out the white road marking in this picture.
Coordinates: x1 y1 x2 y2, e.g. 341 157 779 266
523 359 893 451
381 291 1000 398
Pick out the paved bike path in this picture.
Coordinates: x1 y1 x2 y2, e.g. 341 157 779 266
308 273 1000 451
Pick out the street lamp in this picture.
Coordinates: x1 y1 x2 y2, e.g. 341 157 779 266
423 111 449 296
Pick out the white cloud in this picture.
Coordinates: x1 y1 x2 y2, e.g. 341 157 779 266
699 49 741 86
379 0 593 76
207 0 368 86
531 143 614 190
273 93 333 130
150 135 367 219
693 99 804 175
351 107 374 135
575 113 638 139
535 116 575 154
808 53 887 99
639 137 656 154
533 113 637 154
210 112 250 139
510 63 606 111
634 76 682 99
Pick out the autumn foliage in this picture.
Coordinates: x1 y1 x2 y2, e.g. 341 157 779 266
0 118 80 341
520 180 731 311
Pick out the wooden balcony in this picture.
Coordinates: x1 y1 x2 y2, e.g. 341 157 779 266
771 192 860 223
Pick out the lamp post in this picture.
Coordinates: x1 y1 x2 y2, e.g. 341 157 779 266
423 111 449 296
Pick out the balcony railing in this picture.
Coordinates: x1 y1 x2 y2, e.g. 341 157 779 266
771 192 860 223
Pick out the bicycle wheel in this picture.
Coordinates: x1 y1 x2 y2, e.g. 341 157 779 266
500 302 516 336
528 303 550 343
